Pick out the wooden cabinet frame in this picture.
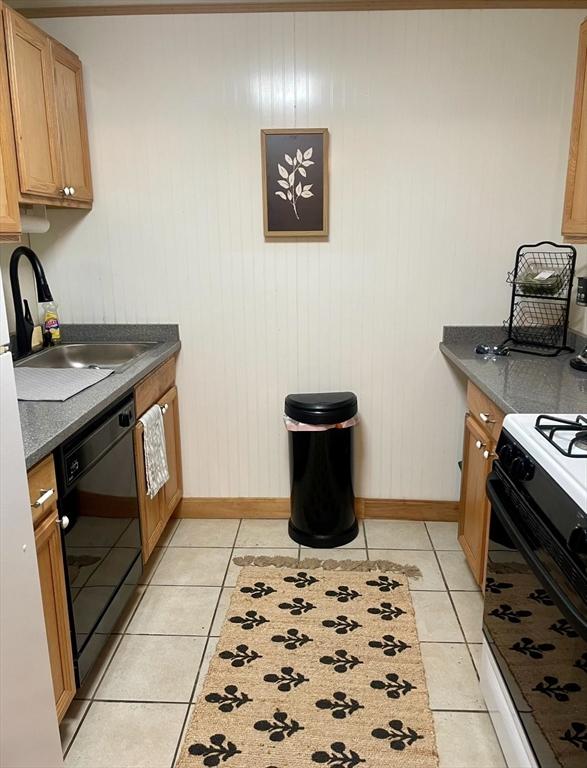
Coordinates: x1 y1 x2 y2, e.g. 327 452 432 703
0 5 20 239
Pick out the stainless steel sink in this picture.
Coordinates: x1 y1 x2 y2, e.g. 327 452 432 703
16 342 157 371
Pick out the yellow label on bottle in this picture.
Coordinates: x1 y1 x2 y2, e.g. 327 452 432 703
44 311 61 342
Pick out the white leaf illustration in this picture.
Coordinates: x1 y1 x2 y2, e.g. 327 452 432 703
284 154 293 166
275 191 287 199
298 167 307 178
278 179 289 189
287 190 293 201
278 164 288 179
295 181 302 197
301 190 313 198
303 147 313 160
303 184 313 191
303 160 315 167
293 156 298 166
296 148 303 163
288 173 295 186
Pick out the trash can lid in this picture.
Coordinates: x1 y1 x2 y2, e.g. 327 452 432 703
284 392 358 425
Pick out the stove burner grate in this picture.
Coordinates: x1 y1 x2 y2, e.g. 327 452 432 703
535 414 587 457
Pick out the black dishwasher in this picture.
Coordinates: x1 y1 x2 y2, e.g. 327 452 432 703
55 394 143 686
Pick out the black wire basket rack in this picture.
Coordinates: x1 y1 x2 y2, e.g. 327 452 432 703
502 241 577 356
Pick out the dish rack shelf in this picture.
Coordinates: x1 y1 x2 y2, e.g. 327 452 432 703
503 242 576 355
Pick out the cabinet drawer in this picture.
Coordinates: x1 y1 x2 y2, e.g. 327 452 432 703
134 356 176 417
467 381 504 440
28 455 58 526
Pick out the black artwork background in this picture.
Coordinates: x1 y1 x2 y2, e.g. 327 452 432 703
264 133 325 233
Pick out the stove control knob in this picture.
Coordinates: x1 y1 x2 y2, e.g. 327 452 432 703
568 526 587 555
119 411 132 428
498 444 515 468
510 456 534 481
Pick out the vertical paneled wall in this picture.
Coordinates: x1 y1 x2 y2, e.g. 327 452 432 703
25 9 586 499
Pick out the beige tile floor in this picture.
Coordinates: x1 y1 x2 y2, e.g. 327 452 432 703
61 518 505 768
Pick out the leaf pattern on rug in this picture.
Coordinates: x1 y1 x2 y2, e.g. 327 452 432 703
320 649 363 673
322 615 362 634
240 582 277 599
371 673 416 699
218 644 262 667
367 602 406 621
315 691 364 719
532 676 581 702
489 604 532 623
188 734 241 766
368 634 411 657
283 571 319 588
254 710 304 742
372 719 424 750
559 722 587 751
365 575 403 592
312 742 366 766
263 666 309 692
485 577 513 594
205 685 253 712
528 588 554 606
574 653 587 674
278 597 316 615
271 628 313 649
510 637 556 659
229 610 269 630
325 585 362 603
548 618 579 638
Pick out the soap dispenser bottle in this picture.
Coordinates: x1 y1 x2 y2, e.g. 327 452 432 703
40 299 61 344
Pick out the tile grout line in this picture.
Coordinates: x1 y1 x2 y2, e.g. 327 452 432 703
169 518 242 768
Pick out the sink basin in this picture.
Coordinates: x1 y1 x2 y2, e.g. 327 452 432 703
16 342 157 371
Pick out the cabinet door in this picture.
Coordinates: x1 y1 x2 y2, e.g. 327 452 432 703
160 386 183 522
34 507 75 722
4 7 61 197
51 40 92 203
0 7 20 237
563 20 587 242
134 422 166 563
458 415 493 587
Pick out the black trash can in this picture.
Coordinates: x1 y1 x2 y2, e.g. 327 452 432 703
285 391 358 548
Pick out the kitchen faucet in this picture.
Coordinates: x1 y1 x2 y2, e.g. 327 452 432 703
9 246 54 359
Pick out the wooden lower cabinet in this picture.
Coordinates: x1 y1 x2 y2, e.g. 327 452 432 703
34 505 75 722
458 414 495 586
134 377 183 563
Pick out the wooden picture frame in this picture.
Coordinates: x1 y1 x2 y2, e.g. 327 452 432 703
261 128 329 239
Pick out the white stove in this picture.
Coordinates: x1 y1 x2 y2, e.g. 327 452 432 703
503 413 587 511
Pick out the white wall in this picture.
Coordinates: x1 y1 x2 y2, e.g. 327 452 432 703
19 9 587 500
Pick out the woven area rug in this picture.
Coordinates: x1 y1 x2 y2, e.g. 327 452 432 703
177 562 439 768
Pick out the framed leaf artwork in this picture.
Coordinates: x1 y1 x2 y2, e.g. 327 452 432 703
261 128 329 238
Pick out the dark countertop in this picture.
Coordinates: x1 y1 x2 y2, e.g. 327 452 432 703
440 326 587 415
18 324 180 469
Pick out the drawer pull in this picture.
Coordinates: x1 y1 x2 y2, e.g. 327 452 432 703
160 403 169 414
57 516 70 530
32 488 55 507
475 440 486 450
483 450 497 460
479 412 496 424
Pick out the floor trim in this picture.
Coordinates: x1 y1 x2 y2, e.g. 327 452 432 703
176 497 459 521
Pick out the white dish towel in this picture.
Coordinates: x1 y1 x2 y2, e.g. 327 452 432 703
139 404 170 499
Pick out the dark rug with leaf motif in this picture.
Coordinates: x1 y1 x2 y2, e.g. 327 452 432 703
177 564 439 768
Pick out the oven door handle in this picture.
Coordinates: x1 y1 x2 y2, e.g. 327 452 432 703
486 472 587 639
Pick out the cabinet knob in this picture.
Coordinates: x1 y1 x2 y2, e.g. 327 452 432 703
483 449 497 460
160 403 169 414
69 186 75 196
57 516 70 530
475 440 485 450
32 488 54 507
479 412 496 424
60 187 70 197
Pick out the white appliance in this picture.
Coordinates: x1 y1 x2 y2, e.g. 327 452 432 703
0 270 63 767
481 412 587 768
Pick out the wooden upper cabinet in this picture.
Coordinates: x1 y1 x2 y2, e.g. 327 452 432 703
2 5 92 207
0 6 20 238
51 40 92 202
563 19 587 242
4 7 61 198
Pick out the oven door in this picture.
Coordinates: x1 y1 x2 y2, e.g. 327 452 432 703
484 471 587 768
